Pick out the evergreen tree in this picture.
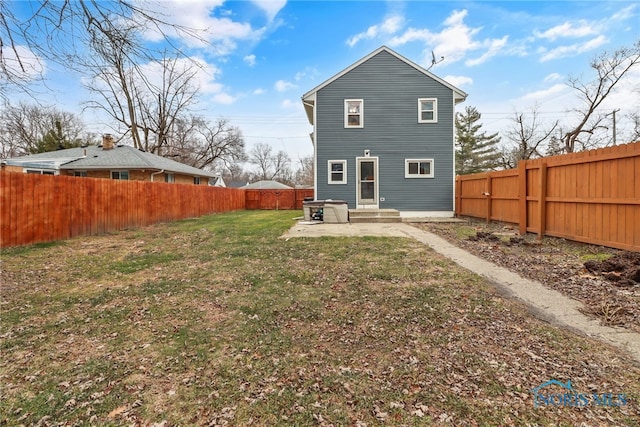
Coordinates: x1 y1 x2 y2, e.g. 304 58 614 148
31 120 82 153
455 106 501 175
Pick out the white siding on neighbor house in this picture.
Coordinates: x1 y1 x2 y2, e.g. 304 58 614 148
314 49 457 212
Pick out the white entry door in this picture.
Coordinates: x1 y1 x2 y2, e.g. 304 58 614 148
356 157 378 208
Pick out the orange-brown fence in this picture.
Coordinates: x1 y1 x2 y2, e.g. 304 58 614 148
0 172 249 248
245 188 314 210
455 141 640 252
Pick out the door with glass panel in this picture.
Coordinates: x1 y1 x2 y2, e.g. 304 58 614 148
356 157 378 207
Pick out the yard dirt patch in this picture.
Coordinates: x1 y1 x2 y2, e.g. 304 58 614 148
416 219 640 334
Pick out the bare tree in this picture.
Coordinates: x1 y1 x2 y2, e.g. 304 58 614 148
167 116 246 171
500 106 559 168
562 41 640 153
85 43 201 152
1 1 204 100
248 142 292 182
293 155 314 187
0 102 86 157
625 109 640 142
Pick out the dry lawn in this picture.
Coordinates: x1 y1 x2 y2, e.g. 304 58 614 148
1 211 639 426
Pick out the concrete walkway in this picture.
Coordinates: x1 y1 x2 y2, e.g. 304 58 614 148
281 221 640 364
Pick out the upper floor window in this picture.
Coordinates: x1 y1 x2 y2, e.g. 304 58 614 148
344 99 363 128
405 159 434 178
328 160 347 184
111 170 129 180
418 98 437 123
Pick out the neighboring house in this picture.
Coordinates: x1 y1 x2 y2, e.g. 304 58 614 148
244 180 292 189
226 180 249 188
301 46 467 216
2 135 216 185
212 176 226 187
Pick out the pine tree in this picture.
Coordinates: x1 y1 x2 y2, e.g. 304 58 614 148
31 120 81 153
455 106 501 175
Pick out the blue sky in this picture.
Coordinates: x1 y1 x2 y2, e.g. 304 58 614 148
10 0 640 161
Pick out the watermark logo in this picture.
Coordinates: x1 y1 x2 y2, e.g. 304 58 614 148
531 379 628 408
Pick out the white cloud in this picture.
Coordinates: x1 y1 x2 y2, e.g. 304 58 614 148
539 35 608 62
544 73 563 83
251 0 287 22
253 88 265 95
244 54 257 67
534 20 598 41
388 9 510 68
275 79 296 92
281 99 297 109
137 1 264 53
213 92 236 104
346 15 405 47
519 83 568 102
1 45 45 80
444 75 473 88
465 36 509 66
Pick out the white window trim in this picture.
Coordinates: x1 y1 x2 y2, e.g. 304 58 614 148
405 159 435 178
344 99 364 128
418 98 438 123
25 169 57 175
328 160 347 184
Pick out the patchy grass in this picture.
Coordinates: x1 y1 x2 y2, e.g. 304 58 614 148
1 210 639 426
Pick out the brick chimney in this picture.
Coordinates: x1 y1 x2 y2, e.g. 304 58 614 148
102 134 115 150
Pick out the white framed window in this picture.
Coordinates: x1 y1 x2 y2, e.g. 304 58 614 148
74 171 87 177
25 169 55 175
344 99 364 128
193 177 201 185
164 173 175 183
405 159 434 178
111 170 129 180
418 98 437 123
328 160 347 184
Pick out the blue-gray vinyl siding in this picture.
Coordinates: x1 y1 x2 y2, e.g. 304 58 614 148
315 50 455 211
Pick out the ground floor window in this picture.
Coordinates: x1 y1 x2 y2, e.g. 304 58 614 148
165 173 175 183
405 159 434 178
26 169 55 175
74 171 87 177
194 176 201 185
111 170 129 180
328 160 347 184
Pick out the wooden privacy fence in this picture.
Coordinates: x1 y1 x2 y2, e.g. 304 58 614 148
1 173 248 248
455 141 640 252
245 188 314 210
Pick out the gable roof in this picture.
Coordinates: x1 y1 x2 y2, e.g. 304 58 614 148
302 46 468 124
5 145 217 178
245 180 292 189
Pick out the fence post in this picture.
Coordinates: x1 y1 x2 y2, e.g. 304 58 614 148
518 161 527 235
455 176 461 217
486 173 492 224
538 163 547 240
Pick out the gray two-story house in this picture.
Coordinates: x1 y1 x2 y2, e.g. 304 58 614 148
302 46 467 217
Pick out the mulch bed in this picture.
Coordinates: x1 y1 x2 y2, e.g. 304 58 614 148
415 220 640 334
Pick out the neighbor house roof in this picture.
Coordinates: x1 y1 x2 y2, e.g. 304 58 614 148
244 180 292 189
301 46 468 125
5 145 217 178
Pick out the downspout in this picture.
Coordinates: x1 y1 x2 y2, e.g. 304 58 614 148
150 169 165 182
